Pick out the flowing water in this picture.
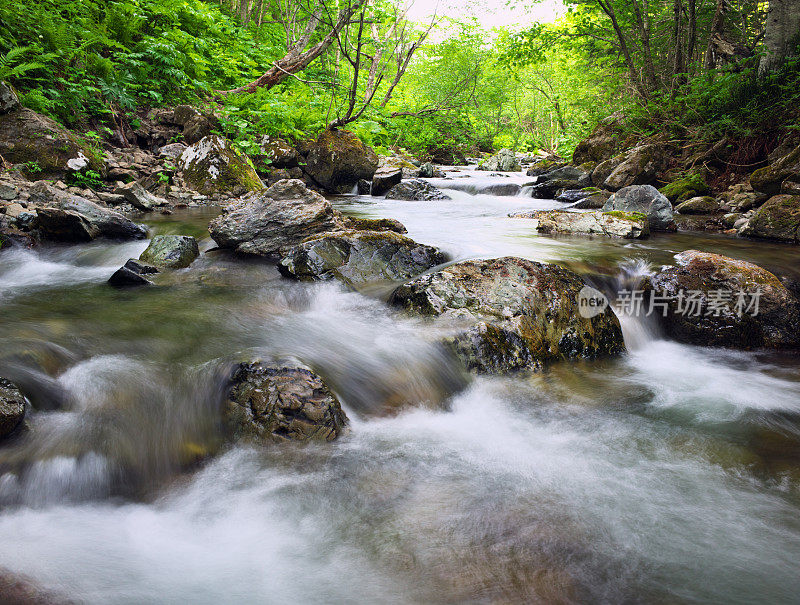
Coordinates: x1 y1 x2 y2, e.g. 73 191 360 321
1 169 800 603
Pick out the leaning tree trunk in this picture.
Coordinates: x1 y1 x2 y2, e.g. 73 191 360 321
759 0 800 76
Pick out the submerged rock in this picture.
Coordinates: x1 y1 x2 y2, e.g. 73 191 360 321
304 129 379 193
517 210 649 239
738 194 800 243
529 166 592 199
476 149 521 172
108 258 159 288
390 257 626 373
0 378 26 440
209 179 344 257
139 235 199 269
224 361 348 443
278 230 448 288
180 135 264 196
385 179 451 201
602 185 674 231
645 250 800 349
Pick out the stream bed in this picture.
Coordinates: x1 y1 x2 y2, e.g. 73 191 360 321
1 169 799 603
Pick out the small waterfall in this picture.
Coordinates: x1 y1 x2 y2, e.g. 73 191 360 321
612 258 661 350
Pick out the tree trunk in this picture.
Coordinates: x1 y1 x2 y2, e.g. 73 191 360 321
759 0 800 75
704 0 726 69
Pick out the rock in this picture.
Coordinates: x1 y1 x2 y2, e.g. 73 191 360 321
139 235 199 269
182 114 214 145
418 162 444 178
602 144 669 191
172 105 200 126
278 230 448 288
385 179 451 201
572 192 611 209
158 143 187 159
529 166 592 199
739 194 800 243
356 179 371 195
0 81 20 114
675 196 719 214
108 258 159 288
0 182 18 200
518 210 649 239
526 158 567 177
0 107 105 178
259 135 299 168
115 182 168 211
224 361 348 443
660 172 711 203
749 144 800 195
371 165 403 196
342 216 407 233
390 257 626 373
32 184 147 241
728 191 767 212
304 129 379 193
208 179 344 257
572 113 625 164
0 378 26 440
3 202 24 218
556 188 599 203
781 180 800 195
179 135 264 196
478 183 521 196
477 149 521 172
602 185 674 231
722 213 743 228
645 250 800 349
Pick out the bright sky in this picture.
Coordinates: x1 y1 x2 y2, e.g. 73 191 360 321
406 0 566 31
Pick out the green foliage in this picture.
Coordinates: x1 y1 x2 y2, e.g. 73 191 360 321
68 169 105 190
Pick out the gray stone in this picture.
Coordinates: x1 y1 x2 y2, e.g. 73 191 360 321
603 184 674 231
385 179 451 201
139 235 199 269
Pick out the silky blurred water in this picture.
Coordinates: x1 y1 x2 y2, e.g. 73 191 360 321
0 169 799 603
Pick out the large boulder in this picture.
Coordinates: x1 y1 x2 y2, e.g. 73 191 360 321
278 230 448 288
516 210 649 239
602 185 674 231
385 179 451 201
529 166 592 199
749 145 800 196
208 179 344 257
526 157 568 177
660 172 711 203
139 235 199 269
304 129 379 193
390 257 626 373
601 144 669 191
0 106 104 178
645 251 800 349
0 378 26 440
477 149 521 172
572 113 626 165
739 194 800 243
32 185 148 242
223 361 348 443
179 135 264 196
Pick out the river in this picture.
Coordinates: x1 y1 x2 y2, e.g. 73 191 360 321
0 168 799 603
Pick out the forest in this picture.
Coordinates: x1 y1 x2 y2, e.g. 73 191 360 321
1 1 800 603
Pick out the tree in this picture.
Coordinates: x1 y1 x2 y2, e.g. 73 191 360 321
220 0 368 95
759 0 800 75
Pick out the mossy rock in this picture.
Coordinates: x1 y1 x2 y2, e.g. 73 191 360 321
0 107 105 178
749 145 800 196
739 194 800 243
179 135 264 196
304 129 379 193
603 210 647 222
660 172 711 202
675 196 719 215
139 235 200 269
